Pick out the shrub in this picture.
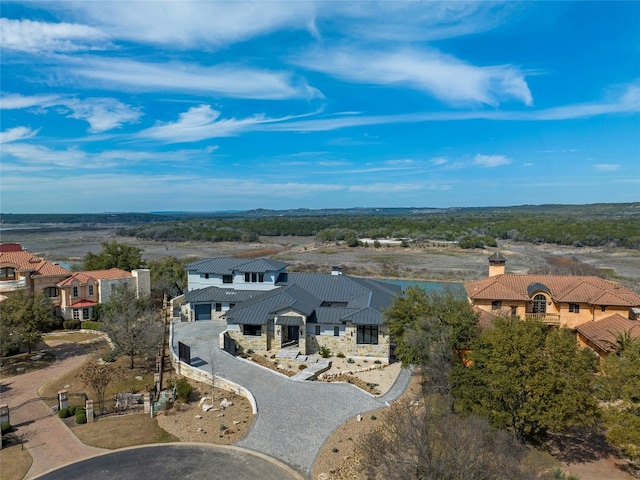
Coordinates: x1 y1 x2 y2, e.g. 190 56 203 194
58 407 70 418
75 410 87 424
247 348 254 354
174 377 193 402
63 318 82 330
298 364 306 370
336 352 345 358
319 346 331 358
68 405 77 415
220 424 228 431
102 350 117 363
82 320 103 331
347 358 355 364
1 423 12 435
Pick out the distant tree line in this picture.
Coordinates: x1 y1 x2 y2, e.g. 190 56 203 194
115 211 640 249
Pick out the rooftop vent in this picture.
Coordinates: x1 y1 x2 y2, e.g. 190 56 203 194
331 265 342 276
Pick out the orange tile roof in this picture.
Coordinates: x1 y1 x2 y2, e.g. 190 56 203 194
82 268 133 280
465 274 640 307
0 250 70 278
57 272 95 287
576 314 640 352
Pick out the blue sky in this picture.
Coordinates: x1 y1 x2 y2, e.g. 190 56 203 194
1 1 639 214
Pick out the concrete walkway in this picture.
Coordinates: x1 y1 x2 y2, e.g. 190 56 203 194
0 342 107 479
173 321 412 477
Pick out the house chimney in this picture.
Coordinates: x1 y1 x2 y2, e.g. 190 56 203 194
331 265 343 276
488 252 506 277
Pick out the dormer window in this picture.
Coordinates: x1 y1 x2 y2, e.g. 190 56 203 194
532 294 547 313
88 285 94 296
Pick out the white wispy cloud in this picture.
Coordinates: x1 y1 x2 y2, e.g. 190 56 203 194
473 154 511 167
0 94 141 133
431 157 448 166
63 57 321 100
51 2 316 49
0 94 64 109
138 104 319 143
62 98 142 133
0 18 109 53
593 164 620 171
0 126 40 144
294 47 533 106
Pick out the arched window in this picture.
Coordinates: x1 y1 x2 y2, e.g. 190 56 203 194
532 294 546 314
0 267 16 280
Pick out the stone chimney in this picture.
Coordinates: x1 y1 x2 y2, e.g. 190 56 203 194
488 252 506 277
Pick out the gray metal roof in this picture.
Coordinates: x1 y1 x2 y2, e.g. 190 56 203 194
185 257 288 274
276 316 302 326
343 307 386 325
184 287 263 304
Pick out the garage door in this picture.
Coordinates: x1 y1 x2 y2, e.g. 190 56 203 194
194 304 212 320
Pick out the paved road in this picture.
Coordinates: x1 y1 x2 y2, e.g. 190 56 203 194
173 321 411 477
35 444 303 480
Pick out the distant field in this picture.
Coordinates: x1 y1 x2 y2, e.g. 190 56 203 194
3 223 639 291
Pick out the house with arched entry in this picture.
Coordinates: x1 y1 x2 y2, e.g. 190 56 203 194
182 257 402 360
465 252 640 358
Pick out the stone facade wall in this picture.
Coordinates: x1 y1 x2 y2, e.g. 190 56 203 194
227 329 268 352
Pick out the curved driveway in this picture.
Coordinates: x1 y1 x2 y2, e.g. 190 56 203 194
173 320 411 477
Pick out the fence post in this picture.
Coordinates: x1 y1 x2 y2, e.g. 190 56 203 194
0 404 9 449
58 390 69 411
144 393 151 414
85 400 94 423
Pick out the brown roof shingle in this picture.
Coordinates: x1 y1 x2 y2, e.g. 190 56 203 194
576 314 640 352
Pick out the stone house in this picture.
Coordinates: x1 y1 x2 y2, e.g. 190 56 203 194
183 257 402 360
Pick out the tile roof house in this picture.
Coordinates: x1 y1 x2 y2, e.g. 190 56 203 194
0 243 72 314
182 257 402 360
575 313 640 357
0 243 150 320
465 253 640 358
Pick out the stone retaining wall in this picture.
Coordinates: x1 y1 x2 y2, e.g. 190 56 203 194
169 322 257 414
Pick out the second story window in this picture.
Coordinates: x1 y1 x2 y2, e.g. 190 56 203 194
88 285 94 296
569 303 580 313
222 275 233 284
44 287 59 297
0 267 16 280
72 286 79 297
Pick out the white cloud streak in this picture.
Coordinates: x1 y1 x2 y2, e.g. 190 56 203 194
294 47 533 106
0 94 141 133
473 154 511 167
0 18 109 53
64 57 321 100
0 126 40 144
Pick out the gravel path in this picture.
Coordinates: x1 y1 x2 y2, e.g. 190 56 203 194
172 321 410 477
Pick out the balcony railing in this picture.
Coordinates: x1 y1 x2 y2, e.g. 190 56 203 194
526 313 561 325
0 278 27 292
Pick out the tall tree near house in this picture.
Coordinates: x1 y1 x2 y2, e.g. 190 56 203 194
451 317 599 443
147 256 188 299
384 287 479 395
83 241 145 271
81 362 113 415
101 286 163 369
0 291 53 355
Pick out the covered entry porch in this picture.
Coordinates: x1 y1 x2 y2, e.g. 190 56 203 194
275 315 306 353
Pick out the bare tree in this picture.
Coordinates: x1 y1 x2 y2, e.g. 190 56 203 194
81 362 113 414
101 286 164 369
355 397 537 480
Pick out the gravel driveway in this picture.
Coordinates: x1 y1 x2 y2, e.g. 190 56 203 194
172 321 411 477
